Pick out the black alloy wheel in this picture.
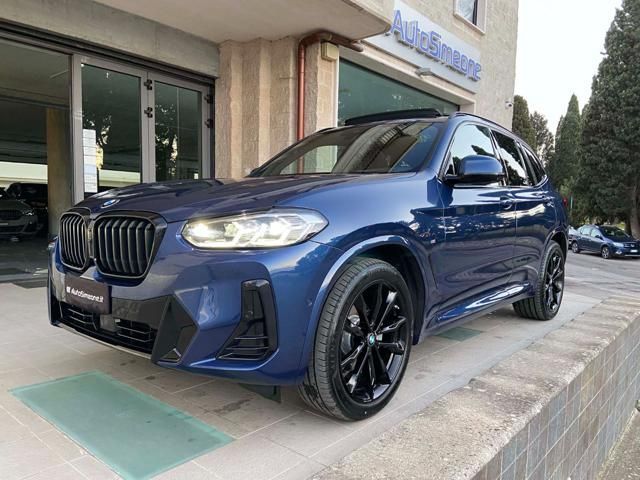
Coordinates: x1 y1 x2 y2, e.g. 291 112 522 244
601 245 611 259
299 257 413 420
571 241 580 253
339 281 409 404
543 250 564 314
513 241 565 321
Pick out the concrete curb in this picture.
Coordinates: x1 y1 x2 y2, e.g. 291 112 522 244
316 296 640 480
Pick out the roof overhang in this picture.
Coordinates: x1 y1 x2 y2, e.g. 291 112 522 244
92 0 393 43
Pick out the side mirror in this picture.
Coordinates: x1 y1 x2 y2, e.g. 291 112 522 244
596 235 603 240
445 155 505 185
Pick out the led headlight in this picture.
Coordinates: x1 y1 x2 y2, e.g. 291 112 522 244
613 242 624 248
181 209 328 249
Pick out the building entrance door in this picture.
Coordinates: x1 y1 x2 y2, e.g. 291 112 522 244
0 39 71 282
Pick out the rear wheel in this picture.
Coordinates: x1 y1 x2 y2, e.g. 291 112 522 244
571 241 580 253
298 257 413 421
513 241 565 321
601 246 611 259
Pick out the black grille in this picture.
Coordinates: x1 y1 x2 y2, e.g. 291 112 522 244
60 302 157 354
94 216 156 278
60 213 88 269
0 210 23 221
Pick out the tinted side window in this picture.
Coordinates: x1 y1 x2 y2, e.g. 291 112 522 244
522 147 546 184
446 124 497 175
590 228 601 238
493 132 530 186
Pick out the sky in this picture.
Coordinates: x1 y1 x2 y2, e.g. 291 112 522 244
515 0 622 133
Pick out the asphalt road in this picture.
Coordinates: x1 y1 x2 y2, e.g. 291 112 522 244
565 249 640 300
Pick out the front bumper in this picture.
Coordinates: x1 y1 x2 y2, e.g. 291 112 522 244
0 216 38 237
612 246 640 257
48 223 341 385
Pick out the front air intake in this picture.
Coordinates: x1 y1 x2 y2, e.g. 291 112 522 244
218 280 278 361
93 216 158 279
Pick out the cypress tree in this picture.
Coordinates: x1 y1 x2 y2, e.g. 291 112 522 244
550 95 581 192
579 0 640 236
530 111 554 164
511 95 536 148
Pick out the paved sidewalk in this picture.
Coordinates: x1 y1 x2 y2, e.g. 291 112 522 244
0 280 599 480
598 412 640 480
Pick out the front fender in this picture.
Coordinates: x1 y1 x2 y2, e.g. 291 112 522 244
297 235 430 374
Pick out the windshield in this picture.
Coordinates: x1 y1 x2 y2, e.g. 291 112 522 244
252 122 441 177
600 226 630 238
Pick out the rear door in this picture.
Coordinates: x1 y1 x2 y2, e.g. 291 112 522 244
576 226 591 250
493 134 556 288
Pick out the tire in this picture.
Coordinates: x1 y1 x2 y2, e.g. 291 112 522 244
298 257 413 421
513 241 565 321
601 246 611 259
571 241 580 254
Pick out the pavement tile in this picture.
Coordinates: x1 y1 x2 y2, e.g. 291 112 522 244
259 411 352 457
0 435 66 480
139 370 215 394
214 394 301 432
70 455 120 479
195 434 305 480
38 427 86 461
23 463 87 480
153 460 218 479
0 407 33 445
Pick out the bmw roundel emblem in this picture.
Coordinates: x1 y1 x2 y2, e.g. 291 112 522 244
101 199 120 208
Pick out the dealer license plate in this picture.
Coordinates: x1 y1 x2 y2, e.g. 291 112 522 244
63 275 111 314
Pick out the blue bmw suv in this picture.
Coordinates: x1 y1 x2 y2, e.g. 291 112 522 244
49 110 568 420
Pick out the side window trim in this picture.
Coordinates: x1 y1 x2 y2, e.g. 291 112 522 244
519 142 548 187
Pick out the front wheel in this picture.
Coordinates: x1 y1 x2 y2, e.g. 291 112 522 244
298 257 413 421
601 246 611 259
571 241 580 253
513 241 565 321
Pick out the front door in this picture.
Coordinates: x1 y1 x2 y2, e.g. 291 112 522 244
432 123 516 322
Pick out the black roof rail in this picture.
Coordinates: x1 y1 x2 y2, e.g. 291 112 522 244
449 111 507 131
344 108 444 126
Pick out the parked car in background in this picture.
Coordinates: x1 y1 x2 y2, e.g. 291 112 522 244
6 182 48 235
48 110 568 420
568 225 578 244
0 188 39 239
571 224 640 259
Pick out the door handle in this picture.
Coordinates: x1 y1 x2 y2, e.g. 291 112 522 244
500 197 514 210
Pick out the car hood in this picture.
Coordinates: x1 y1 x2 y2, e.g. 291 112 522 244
75 175 398 222
0 199 32 212
607 236 638 243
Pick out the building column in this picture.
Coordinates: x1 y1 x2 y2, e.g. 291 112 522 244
46 108 71 237
303 42 339 136
215 37 297 179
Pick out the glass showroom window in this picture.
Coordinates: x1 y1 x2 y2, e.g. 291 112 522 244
338 61 458 125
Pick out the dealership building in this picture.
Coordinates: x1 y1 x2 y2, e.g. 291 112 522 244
0 0 518 280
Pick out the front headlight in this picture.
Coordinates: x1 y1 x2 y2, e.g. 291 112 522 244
181 209 328 249
25 210 36 216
